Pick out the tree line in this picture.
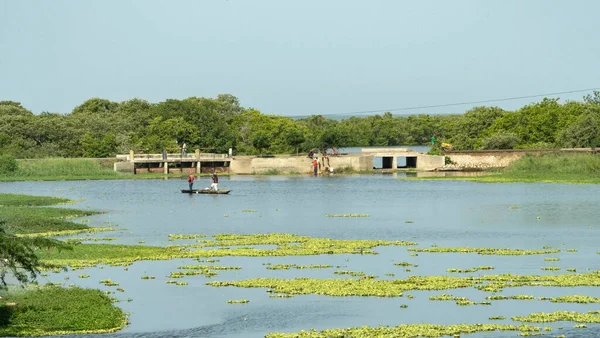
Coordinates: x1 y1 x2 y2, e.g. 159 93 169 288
1 91 599 158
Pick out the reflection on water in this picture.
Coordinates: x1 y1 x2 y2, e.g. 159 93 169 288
1 176 600 338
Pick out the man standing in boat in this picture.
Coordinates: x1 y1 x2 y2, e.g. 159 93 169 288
211 173 219 191
188 173 195 191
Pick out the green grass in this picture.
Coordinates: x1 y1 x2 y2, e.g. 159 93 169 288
406 153 600 184
0 194 98 235
0 286 127 336
0 158 122 181
0 194 71 207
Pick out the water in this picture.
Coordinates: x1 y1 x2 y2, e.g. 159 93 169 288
1 175 599 338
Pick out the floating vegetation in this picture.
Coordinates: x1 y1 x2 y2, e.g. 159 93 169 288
325 214 369 218
116 288 125 292
241 209 257 212
208 270 600 297
509 206 520 209
78 274 90 279
175 281 188 286
400 304 408 308
512 311 600 323
333 270 376 279
566 268 577 272
266 264 332 270
99 279 119 287
541 267 561 271
140 276 155 280
566 249 578 252
41 233 417 269
168 234 206 240
227 299 249 304
489 316 506 320
269 294 293 298
574 324 587 328
384 273 396 277
447 266 494 273
408 247 560 255
486 295 535 301
404 220 414 223
542 295 600 304
393 262 416 267
65 237 118 243
17 227 115 238
265 324 541 338
544 257 559 261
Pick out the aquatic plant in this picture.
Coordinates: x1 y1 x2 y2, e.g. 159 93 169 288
0 286 127 336
489 316 506 320
227 299 249 304
447 266 494 273
541 267 560 271
208 270 600 297
168 234 206 240
266 264 332 270
140 276 155 280
325 214 369 217
265 324 541 338
408 247 560 255
512 311 600 323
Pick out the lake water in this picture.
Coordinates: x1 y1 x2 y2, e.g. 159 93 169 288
1 175 600 338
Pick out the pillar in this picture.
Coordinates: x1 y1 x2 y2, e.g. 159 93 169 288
392 156 398 170
164 162 168 174
129 150 134 162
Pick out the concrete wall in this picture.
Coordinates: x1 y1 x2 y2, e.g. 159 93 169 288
230 155 372 174
114 161 134 173
416 155 445 170
443 152 526 170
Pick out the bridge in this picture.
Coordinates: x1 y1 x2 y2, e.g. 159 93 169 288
114 149 231 174
360 148 444 170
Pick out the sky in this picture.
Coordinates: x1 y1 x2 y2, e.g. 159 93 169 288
1 0 599 117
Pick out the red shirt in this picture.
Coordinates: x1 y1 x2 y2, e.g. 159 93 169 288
312 160 318 168
188 174 194 183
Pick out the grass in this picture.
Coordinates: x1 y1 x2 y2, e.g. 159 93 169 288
405 153 600 184
0 286 127 336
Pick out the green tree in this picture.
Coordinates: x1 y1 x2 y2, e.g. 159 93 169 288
251 130 272 155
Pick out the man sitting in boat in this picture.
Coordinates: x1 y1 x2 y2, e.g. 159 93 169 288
210 173 219 191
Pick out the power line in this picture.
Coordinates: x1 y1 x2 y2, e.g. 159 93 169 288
293 87 599 118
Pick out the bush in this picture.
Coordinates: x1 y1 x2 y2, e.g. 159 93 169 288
0 155 18 174
481 132 519 150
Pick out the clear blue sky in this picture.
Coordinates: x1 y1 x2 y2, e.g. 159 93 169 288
1 0 599 116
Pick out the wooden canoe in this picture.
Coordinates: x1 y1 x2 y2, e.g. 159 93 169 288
181 189 231 194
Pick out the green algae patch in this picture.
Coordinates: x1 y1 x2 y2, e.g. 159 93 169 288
265 324 541 338
0 286 127 337
541 295 600 303
409 247 560 255
447 266 494 273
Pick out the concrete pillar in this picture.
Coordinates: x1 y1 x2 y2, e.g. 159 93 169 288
392 156 398 170
195 149 200 160
164 162 168 174
129 150 134 162
196 161 201 173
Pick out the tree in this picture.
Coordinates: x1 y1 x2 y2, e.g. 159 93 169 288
556 113 600 148
251 131 272 155
0 221 70 287
481 132 520 150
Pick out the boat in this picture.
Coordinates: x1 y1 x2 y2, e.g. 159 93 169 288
181 189 231 194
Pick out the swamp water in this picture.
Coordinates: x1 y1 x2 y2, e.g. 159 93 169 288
1 175 600 338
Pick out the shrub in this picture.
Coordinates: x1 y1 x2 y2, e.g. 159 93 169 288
481 132 519 150
0 154 18 174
